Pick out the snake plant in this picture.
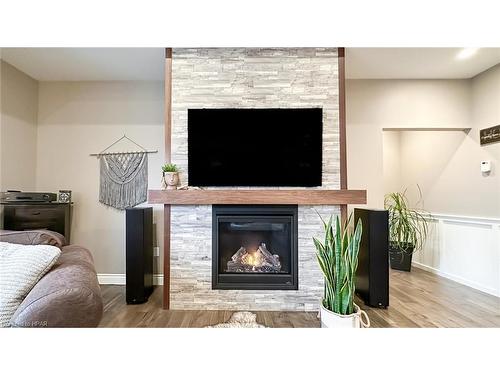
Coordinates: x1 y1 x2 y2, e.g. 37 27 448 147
313 215 362 315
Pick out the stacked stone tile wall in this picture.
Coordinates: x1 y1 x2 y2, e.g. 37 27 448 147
170 48 340 310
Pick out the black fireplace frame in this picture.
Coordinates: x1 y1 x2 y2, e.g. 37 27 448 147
212 205 299 290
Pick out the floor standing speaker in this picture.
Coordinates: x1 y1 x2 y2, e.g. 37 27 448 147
126 207 154 304
354 208 389 308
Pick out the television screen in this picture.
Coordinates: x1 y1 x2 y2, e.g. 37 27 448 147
188 108 323 187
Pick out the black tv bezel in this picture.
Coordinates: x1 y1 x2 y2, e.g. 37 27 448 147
187 107 323 187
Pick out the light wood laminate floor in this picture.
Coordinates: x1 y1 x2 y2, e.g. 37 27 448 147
99 268 500 328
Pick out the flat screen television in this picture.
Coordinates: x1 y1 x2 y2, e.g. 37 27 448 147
188 108 323 187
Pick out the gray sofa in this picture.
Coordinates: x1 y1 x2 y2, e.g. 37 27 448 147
0 230 103 327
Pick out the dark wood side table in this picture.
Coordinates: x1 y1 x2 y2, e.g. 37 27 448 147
0 202 73 242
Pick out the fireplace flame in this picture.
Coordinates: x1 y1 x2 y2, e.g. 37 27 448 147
242 250 263 267
227 243 282 273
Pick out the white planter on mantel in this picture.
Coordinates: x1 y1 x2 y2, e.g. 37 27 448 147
319 303 370 328
162 172 180 190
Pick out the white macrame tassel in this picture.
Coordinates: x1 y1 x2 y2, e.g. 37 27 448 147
99 153 148 210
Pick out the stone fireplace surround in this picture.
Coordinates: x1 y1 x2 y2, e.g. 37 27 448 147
168 48 341 311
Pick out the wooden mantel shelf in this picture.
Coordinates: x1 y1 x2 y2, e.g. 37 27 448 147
148 189 366 205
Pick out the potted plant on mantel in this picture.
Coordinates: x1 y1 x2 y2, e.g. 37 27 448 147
161 163 180 190
313 215 370 328
384 188 431 272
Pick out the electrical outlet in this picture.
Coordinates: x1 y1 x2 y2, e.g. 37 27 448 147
153 247 160 257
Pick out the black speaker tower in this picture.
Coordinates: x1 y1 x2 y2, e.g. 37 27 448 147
126 207 154 304
354 208 389 308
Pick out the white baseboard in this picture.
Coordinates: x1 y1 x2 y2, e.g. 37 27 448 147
97 274 125 285
153 274 164 285
98 274 164 286
412 261 499 297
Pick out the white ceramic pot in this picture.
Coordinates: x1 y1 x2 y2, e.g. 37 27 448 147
163 172 180 190
319 303 370 328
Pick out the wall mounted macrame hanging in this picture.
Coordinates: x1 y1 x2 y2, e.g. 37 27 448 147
90 135 157 210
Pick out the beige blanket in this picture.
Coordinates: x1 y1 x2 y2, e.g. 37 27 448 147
0 242 61 327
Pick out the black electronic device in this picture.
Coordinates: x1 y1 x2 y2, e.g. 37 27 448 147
1 191 58 203
125 207 154 304
188 108 323 187
354 208 389 308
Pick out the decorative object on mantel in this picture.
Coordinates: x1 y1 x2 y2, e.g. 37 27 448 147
161 163 180 190
206 312 266 328
480 124 500 145
91 135 157 210
177 185 203 190
313 214 370 328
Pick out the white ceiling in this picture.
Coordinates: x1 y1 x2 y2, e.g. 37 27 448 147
346 48 500 79
2 48 500 81
0 48 165 81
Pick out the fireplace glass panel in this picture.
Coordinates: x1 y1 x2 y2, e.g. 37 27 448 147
218 218 292 275
212 205 298 290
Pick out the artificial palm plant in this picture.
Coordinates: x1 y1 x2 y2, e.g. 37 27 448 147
384 189 429 254
384 188 431 271
313 215 362 315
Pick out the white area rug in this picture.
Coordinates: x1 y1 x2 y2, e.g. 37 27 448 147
207 312 266 328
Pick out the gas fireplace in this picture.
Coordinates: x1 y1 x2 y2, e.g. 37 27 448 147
212 205 298 290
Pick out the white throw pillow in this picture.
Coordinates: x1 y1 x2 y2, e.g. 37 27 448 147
0 242 61 327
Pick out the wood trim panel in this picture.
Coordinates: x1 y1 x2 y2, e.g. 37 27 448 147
338 47 348 224
164 48 172 163
163 48 173 309
149 189 366 205
163 204 171 309
383 127 471 132
340 204 348 225
338 47 347 190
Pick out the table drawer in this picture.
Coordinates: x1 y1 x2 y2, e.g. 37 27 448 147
1 203 71 242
